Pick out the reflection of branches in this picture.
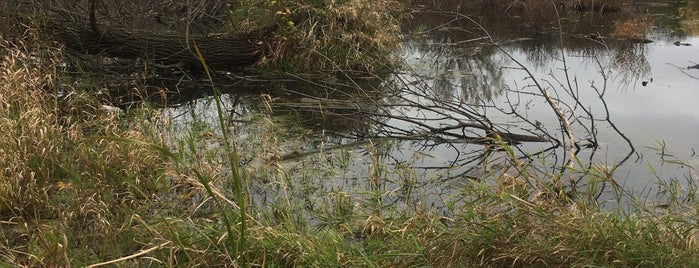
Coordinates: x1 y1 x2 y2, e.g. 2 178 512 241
592 57 638 166
403 38 506 102
452 9 577 184
441 10 637 191
611 44 651 90
269 8 640 197
667 63 699 80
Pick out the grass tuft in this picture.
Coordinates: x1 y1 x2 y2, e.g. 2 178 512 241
231 0 405 73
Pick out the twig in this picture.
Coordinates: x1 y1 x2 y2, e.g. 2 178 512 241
62 233 71 268
667 63 699 80
86 241 172 268
550 0 577 185
543 90 575 170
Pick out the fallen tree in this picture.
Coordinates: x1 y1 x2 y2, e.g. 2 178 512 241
45 17 268 70
40 0 269 70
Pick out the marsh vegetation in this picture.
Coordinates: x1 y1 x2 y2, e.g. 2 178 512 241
1 0 699 266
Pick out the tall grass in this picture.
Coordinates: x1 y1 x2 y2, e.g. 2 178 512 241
0 32 166 266
192 42 248 258
2 20 699 268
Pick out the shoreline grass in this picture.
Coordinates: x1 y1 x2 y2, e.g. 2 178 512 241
2 10 699 268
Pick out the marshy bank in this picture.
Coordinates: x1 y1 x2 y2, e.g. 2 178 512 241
2 0 699 266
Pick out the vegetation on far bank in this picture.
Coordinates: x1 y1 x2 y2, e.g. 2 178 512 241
1 0 699 267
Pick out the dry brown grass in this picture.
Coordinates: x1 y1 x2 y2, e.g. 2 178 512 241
0 32 63 217
3 4 699 266
0 31 166 266
234 0 405 73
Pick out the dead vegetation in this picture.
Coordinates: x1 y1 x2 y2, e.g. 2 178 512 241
30 0 405 74
234 0 406 72
2 1 699 267
0 32 166 266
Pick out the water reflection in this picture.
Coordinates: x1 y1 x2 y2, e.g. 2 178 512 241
398 0 699 194
157 0 699 213
637 0 695 39
402 40 506 102
410 2 660 91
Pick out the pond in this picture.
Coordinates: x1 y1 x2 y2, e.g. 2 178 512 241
398 0 699 195
164 0 699 211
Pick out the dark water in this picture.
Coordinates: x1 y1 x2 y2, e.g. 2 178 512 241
165 0 699 210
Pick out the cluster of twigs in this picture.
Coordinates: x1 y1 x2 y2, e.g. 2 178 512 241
28 0 640 194
272 8 640 198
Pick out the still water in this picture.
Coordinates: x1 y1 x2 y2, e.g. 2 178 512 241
165 0 699 209
397 0 699 194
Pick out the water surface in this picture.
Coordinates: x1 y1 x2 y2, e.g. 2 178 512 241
165 1 699 211
398 0 699 193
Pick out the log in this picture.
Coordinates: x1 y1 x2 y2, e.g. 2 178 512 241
45 17 269 70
